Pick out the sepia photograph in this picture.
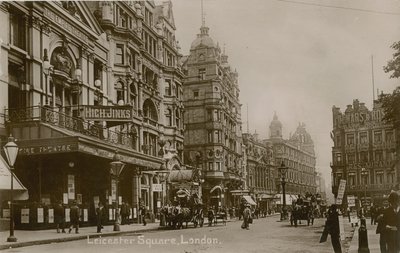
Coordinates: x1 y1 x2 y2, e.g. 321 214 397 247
0 0 400 252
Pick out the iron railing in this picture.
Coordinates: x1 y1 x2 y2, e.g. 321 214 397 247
5 106 138 150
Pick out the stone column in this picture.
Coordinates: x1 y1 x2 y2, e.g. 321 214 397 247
149 174 154 220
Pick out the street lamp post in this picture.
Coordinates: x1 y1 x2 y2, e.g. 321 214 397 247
3 135 19 242
156 167 170 226
278 161 288 221
110 150 125 231
361 168 368 216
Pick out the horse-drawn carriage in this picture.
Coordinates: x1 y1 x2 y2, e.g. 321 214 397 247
207 207 227 226
290 200 314 227
161 190 204 229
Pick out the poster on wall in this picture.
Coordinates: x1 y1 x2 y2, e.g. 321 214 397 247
109 209 114 220
119 196 122 204
68 174 75 199
83 209 88 222
133 208 137 218
108 196 112 205
93 196 100 208
65 208 70 222
129 209 133 219
21 208 29 224
77 194 82 205
63 193 68 204
48 209 54 223
111 179 116 201
2 209 10 218
37 208 44 223
157 200 161 208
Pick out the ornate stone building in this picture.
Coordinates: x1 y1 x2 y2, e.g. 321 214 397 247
243 132 277 211
331 99 397 206
0 0 184 227
267 113 317 205
182 22 244 208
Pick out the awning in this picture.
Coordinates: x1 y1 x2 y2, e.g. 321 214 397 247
176 189 190 198
275 194 296 205
243 195 257 206
168 170 193 183
210 185 223 194
0 156 29 200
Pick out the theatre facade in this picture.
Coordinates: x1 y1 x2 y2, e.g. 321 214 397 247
0 1 186 228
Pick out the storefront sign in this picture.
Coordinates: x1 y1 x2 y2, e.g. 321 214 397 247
65 208 70 222
48 209 54 223
68 175 75 200
19 143 78 156
43 8 89 43
21 208 29 223
152 184 162 192
37 208 44 223
83 106 133 121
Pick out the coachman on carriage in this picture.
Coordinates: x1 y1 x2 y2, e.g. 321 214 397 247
161 190 204 229
290 196 314 227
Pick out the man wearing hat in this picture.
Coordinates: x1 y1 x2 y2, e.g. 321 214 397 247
241 204 251 230
68 200 80 234
382 191 399 253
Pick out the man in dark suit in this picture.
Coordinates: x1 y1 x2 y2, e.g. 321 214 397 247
382 191 399 253
96 202 104 233
325 204 342 253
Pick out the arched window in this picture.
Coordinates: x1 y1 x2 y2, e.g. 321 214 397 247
143 99 158 124
115 81 125 104
130 83 137 108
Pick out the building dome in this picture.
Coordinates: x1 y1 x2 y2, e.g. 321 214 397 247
269 112 282 139
190 26 216 50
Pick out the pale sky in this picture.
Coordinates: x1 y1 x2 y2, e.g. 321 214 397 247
170 0 400 190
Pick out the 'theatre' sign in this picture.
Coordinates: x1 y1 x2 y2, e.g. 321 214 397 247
83 106 133 121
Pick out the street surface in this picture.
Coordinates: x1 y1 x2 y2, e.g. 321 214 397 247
2 216 335 253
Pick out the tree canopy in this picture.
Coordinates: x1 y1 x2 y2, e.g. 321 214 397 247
378 86 400 129
384 41 400 79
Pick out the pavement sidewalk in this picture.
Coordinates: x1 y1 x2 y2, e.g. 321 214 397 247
347 218 380 253
0 215 281 250
0 222 160 250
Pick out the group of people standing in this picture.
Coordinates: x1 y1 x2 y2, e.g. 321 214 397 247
376 191 400 253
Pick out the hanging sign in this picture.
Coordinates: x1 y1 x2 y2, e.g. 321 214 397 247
152 184 162 192
21 208 29 224
347 195 356 207
68 175 75 199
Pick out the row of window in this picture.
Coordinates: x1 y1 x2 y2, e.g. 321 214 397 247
207 109 237 132
336 171 395 185
165 108 182 128
338 130 394 146
164 79 183 98
281 145 315 165
334 150 395 163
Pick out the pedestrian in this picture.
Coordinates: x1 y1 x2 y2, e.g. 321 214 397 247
140 204 147 226
120 202 127 225
376 205 387 253
324 204 342 253
241 204 251 230
68 201 80 234
96 202 104 233
382 191 399 253
54 201 65 233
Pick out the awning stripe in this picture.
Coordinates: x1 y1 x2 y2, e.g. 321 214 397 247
243 195 257 205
